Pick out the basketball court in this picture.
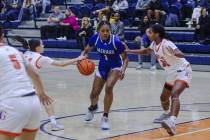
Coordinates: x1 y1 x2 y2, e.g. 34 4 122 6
35 64 210 140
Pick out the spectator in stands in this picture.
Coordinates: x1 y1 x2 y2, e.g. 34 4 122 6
135 0 152 18
149 10 165 25
5 0 22 21
112 0 128 19
111 12 125 41
57 9 80 40
190 6 202 26
42 0 51 14
195 8 210 41
146 8 154 21
32 0 43 17
164 12 180 27
0 0 5 13
195 0 208 7
77 17 94 51
135 28 156 71
19 0 34 20
139 15 151 35
40 6 64 39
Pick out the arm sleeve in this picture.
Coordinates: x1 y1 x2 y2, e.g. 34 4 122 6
87 34 98 47
114 38 125 54
37 56 54 67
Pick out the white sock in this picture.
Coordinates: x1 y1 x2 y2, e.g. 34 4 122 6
170 116 177 123
164 110 170 114
50 116 57 125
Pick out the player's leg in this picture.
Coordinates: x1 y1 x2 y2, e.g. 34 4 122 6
0 98 26 140
16 130 37 140
162 80 188 136
43 103 64 131
154 83 172 123
85 75 105 121
101 70 120 130
17 95 41 140
0 134 15 140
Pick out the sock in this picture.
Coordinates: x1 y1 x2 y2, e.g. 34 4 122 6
170 116 177 123
50 116 57 125
88 104 98 111
164 110 170 114
103 113 108 118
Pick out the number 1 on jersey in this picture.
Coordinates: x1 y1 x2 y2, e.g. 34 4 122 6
9 55 21 70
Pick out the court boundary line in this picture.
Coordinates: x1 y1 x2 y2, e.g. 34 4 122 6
39 103 210 140
100 117 210 140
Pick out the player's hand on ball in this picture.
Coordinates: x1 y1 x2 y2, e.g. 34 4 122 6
39 93 53 106
77 55 87 61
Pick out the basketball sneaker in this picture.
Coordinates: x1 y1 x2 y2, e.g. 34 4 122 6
51 123 64 131
153 113 169 123
161 119 176 136
85 106 98 121
101 116 110 130
136 64 143 70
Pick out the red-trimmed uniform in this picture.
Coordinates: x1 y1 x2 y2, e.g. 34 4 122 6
24 51 54 72
150 39 192 87
0 45 41 137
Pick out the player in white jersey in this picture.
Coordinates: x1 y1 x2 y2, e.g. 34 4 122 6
127 24 192 136
15 36 86 131
0 27 51 140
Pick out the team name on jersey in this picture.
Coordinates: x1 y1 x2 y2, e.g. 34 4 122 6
97 48 115 55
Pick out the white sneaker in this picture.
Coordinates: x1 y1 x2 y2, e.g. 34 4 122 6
85 107 98 121
136 64 143 70
153 113 169 123
161 119 176 136
62 36 67 40
150 65 156 71
56 37 63 40
101 117 110 130
51 123 64 131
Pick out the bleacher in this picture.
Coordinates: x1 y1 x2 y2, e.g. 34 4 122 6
3 0 210 69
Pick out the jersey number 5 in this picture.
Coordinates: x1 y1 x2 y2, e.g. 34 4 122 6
9 55 21 70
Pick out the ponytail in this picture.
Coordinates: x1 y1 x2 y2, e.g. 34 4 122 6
13 36 29 49
14 36 41 52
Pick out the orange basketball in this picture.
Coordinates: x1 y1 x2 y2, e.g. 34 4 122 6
77 59 95 76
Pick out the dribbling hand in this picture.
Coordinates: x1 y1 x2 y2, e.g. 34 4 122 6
77 55 87 61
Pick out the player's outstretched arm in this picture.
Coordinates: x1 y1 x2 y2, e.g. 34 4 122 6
81 45 92 56
126 48 153 55
51 55 86 67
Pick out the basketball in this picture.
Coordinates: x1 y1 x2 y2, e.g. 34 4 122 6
77 59 95 76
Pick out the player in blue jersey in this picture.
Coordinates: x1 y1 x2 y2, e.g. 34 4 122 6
81 21 128 130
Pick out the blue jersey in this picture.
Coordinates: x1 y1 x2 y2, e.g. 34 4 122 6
88 33 125 80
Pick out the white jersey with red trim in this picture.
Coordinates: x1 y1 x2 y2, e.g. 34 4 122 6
0 45 35 100
150 39 189 73
24 51 54 72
